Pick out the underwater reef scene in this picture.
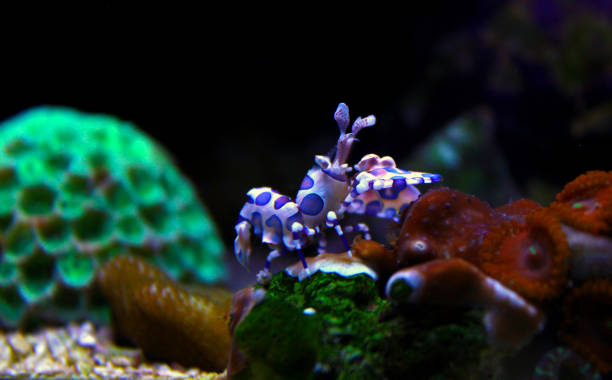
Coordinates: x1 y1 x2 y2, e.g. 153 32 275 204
3 1 612 379
1 101 610 380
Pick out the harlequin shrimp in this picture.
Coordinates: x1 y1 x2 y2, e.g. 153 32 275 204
235 103 442 282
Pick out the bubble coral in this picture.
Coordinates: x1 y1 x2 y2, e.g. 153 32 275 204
479 209 570 300
385 258 544 350
395 187 500 267
97 256 231 372
550 170 612 235
0 107 225 328
561 279 612 373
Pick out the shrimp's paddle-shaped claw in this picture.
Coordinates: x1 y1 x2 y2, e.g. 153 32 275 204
352 154 442 195
234 220 252 268
342 154 442 222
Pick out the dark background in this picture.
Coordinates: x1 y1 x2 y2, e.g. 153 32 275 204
2 2 611 252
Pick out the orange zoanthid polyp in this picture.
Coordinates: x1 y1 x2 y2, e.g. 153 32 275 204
479 209 570 300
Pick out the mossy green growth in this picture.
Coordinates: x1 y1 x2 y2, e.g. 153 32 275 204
240 271 492 380
384 304 491 379
233 298 321 380
243 271 390 379
0 107 225 328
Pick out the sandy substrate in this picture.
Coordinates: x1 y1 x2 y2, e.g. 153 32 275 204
0 321 224 379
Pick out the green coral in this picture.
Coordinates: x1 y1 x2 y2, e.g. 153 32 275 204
0 107 225 328
236 271 492 379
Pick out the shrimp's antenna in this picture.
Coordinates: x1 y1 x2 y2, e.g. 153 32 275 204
333 103 376 166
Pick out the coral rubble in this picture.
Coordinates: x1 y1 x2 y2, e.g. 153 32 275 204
0 107 225 328
0 321 222 379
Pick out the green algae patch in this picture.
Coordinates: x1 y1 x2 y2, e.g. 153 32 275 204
256 271 392 379
384 305 491 379
237 271 492 379
233 297 321 380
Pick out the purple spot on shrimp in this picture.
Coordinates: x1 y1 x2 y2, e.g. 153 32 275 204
264 215 283 245
246 194 255 204
300 174 315 190
379 187 400 200
274 196 291 209
266 214 282 228
255 191 272 205
393 179 407 191
365 200 382 215
251 212 263 235
424 173 442 181
300 193 325 216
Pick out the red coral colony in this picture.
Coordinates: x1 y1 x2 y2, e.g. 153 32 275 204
383 171 612 374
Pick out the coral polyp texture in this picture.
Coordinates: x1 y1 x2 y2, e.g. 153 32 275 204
0 106 225 328
479 209 570 300
550 170 612 235
394 187 499 267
